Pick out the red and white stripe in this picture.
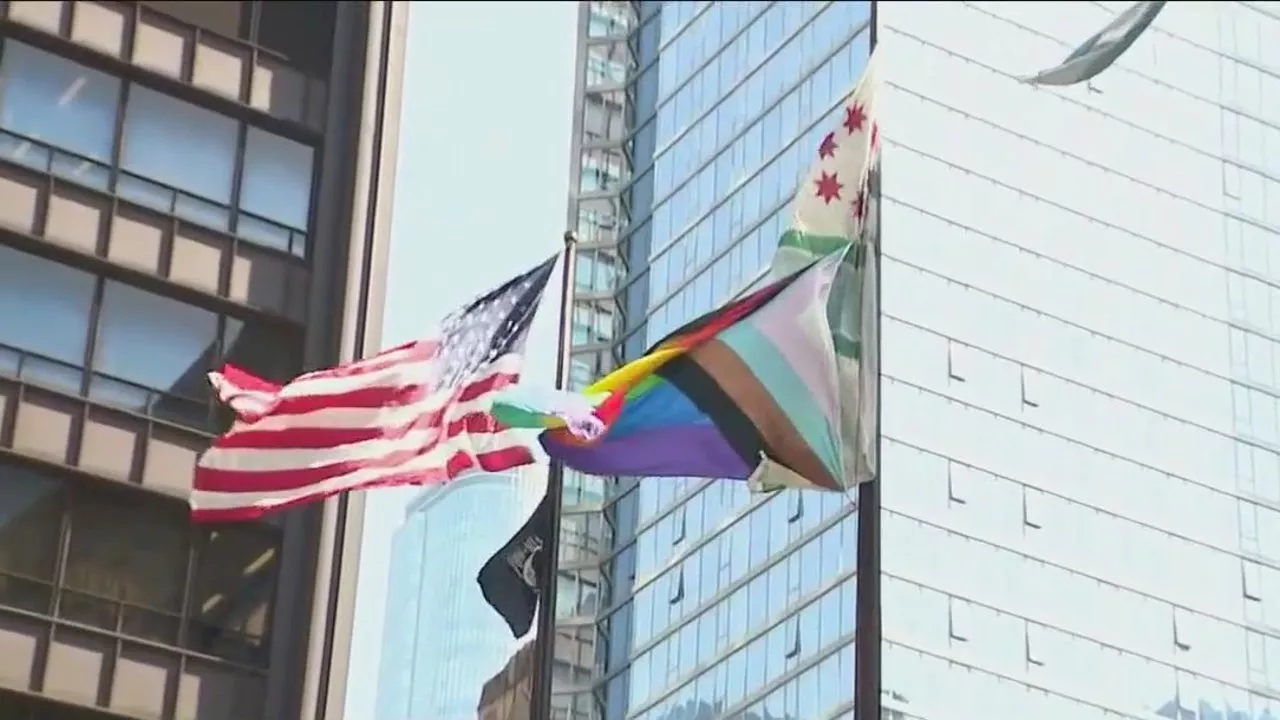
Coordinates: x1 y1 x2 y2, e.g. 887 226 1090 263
190 340 535 523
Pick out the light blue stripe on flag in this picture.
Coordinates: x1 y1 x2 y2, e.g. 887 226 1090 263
717 322 843 481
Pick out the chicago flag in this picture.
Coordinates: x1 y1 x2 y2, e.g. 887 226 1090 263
765 47 882 490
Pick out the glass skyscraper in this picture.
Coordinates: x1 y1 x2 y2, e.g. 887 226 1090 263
374 472 535 720
563 2 869 718
561 2 1280 720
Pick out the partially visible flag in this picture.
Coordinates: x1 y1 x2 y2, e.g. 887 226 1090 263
767 47 882 490
772 47 881 278
1020 1 1166 87
189 256 558 522
478 485 553 638
492 250 853 492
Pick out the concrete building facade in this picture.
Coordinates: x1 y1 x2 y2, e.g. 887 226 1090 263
0 2 406 718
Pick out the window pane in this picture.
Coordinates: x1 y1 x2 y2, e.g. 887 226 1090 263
257 1 336 76
240 126 315 232
0 463 62 614
188 523 280 667
0 245 94 391
0 41 120 161
91 281 217 426
61 485 187 644
120 86 237 204
223 315 302 383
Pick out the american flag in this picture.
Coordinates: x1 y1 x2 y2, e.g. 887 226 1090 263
189 255 558 523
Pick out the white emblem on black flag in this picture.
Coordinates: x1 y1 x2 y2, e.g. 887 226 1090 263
506 535 545 588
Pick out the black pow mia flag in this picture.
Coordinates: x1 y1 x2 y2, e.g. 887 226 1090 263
477 487 553 638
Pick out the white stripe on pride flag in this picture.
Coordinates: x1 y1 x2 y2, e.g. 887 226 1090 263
190 347 532 523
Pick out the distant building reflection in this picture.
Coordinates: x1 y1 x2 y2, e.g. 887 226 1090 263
377 472 528 720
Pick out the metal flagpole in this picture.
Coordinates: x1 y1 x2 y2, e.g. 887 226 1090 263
529 231 579 720
853 5 883 720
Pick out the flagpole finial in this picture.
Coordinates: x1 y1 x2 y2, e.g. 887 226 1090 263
563 230 578 247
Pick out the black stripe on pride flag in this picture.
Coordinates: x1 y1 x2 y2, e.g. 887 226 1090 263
658 353 766 470
660 341 842 491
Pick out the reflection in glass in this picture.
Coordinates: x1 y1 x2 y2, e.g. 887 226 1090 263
120 86 237 205
0 465 61 614
240 126 316 233
566 3 872 718
0 41 120 162
91 281 219 425
188 523 280 667
0 459 281 669
62 485 187 644
0 245 95 394
375 472 532 720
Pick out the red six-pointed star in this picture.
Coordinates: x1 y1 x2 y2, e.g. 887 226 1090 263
843 103 867 135
818 132 838 159
851 187 867 222
814 171 843 204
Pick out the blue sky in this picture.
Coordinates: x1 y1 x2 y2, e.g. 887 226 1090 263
342 4 579 717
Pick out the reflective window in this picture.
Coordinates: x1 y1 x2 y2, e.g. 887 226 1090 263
223 313 302 385
119 85 239 230
0 249 300 428
61 484 188 644
0 41 120 163
239 126 315 254
0 68 325 259
582 151 625 193
0 245 95 393
577 251 621 294
588 2 632 38
0 465 62 615
90 280 220 426
580 3 871 718
0 460 281 666
188 521 280 666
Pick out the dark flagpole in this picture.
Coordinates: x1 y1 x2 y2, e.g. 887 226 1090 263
854 5 883 720
529 231 579 720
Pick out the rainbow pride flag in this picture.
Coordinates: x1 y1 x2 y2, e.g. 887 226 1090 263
492 250 852 491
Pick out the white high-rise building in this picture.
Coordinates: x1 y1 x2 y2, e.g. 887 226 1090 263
557 2 1280 719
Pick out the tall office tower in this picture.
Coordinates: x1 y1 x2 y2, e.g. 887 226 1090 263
877 3 1280 719
375 470 541 720
569 2 1280 720
561 2 871 718
0 2 405 719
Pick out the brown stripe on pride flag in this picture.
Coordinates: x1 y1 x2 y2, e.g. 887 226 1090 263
671 339 841 491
